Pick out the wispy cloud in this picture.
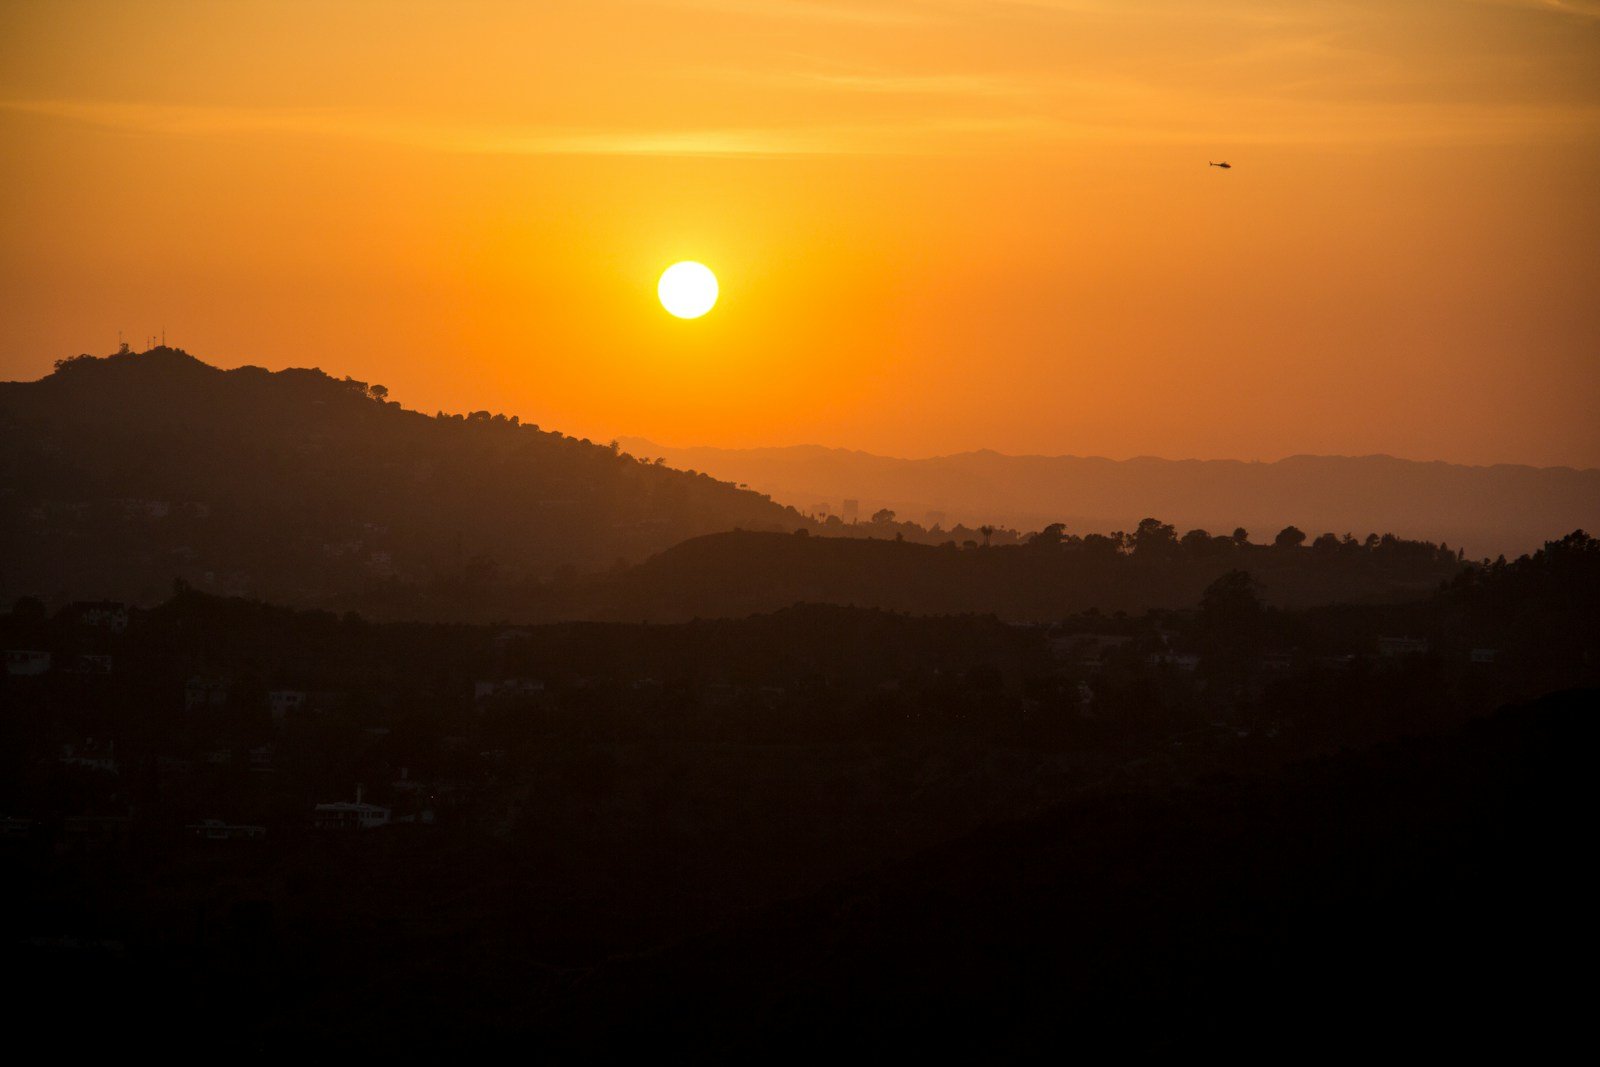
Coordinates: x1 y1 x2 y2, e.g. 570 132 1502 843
6 84 1595 159
0 97 1050 157
1481 0 1600 18
0 98 809 155
653 0 934 25
703 66 1030 97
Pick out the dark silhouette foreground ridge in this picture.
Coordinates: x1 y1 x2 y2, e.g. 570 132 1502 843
2 529 1594 1054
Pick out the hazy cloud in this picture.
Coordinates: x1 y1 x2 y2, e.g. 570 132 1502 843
655 0 933 24
6 92 1594 158
0 97 1050 157
701 66 1030 97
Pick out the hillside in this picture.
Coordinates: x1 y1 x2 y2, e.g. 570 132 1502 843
619 438 1600 560
0 347 1530 625
544 687 1592 1057
0 348 806 613
4 534 1594 1053
582 527 1467 622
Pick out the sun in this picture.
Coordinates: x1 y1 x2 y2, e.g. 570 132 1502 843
658 261 718 319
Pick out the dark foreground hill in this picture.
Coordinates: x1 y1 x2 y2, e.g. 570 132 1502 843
3 537 1593 1054
622 437 1600 560
545 687 1592 1057
0 347 805 611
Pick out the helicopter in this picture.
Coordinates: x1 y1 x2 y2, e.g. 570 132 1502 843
1209 161 1232 169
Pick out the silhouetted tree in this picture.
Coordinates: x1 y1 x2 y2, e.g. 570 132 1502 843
1198 568 1266 666
872 508 897 524
1274 526 1307 550
1082 532 1119 558
1133 518 1178 557
1030 523 1066 548
1199 569 1263 628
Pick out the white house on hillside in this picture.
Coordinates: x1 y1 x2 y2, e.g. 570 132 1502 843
313 788 391 830
5 650 50 676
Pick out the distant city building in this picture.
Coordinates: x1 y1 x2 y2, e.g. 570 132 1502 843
1049 634 1129 668
119 498 171 520
842 499 860 524
187 819 267 841
59 740 117 774
60 815 131 850
1378 636 1430 658
268 689 307 720
492 627 534 648
474 678 546 701
69 600 129 633
185 676 230 710
74 653 113 674
313 788 391 830
4 650 51 676
0 817 35 840
1148 652 1202 672
1259 653 1295 673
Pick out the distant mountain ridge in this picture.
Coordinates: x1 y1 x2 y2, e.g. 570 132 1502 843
619 438 1599 559
0 348 804 612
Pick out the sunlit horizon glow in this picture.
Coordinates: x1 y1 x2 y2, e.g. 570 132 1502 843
1 1 1597 467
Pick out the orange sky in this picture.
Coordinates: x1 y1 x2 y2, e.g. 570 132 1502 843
3 0 1598 467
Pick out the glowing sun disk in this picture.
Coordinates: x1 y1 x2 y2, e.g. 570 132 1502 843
658 261 718 319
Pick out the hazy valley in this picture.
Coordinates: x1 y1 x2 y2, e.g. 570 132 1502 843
621 438 1600 561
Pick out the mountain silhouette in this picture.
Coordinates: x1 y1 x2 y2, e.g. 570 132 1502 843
2 348 1485 622
0 348 804 612
619 438 1600 560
